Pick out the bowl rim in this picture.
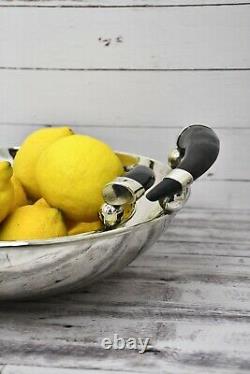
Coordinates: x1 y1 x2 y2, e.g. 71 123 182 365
0 213 170 248
0 150 170 248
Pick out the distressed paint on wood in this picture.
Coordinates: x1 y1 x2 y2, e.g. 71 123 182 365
1 6 249 69
165 208 250 244
0 2 249 373
2 367 123 374
1 366 248 374
0 209 250 372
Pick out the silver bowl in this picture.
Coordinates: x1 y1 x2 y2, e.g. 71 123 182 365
0 125 220 300
0 152 176 300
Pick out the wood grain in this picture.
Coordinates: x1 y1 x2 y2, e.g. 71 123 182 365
3 367 122 374
1 366 248 374
159 208 250 246
0 208 250 373
1 6 249 70
0 1 248 372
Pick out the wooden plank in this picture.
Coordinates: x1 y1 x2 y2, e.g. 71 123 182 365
0 319 250 372
2 365 246 374
0 123 248 181
1 0 249 6
0 6 249 70
0 208 249 373
70 126 249 181
1 70 250 128
3 366 120 374
1 228 250 371
164 208 250 244
0 123 248 210
1 243 250 316
189 180 250 210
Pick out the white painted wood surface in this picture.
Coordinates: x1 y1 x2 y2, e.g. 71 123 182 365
0 1 249 207
1 70 250 129
0 123 249 209
1 6 249 69
0 3 250 371
0 125 247 181
0 208 250 373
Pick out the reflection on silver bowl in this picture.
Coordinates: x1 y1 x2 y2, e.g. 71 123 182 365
0 150 179 300
0 124 220 300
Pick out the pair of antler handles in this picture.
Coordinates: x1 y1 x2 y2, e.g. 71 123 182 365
100 125 220 229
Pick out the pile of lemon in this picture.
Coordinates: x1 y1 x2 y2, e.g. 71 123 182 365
0 127 124 241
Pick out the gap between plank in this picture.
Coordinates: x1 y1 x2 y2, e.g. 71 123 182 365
1 2 250 8
0 122 250 131
1 67 250 72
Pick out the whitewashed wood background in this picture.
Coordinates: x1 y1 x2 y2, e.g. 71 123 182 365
0 2 250 374
0 0 249 210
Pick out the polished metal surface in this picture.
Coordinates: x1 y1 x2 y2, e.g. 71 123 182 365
168 148 182 169
0 149 189 300
160 186 191 214
99 203 125 228
103 176 145 205
166 168 194 187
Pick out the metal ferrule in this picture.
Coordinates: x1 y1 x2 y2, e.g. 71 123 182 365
168 148 182 169
99 202 136 229
159 186 191 214
166 168 193 188
99 203 124 229
102 177 145 206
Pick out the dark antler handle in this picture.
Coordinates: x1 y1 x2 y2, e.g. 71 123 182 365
146 125 220 201
123 165 155 191
176 125 220 180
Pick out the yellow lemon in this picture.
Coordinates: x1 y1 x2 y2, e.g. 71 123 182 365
36 134 123 222
0 202 67 241
0 161 14 223
10 176 28 212
33 197 51 208
116 153 138 169
13 126 73 200
68 220 102 236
